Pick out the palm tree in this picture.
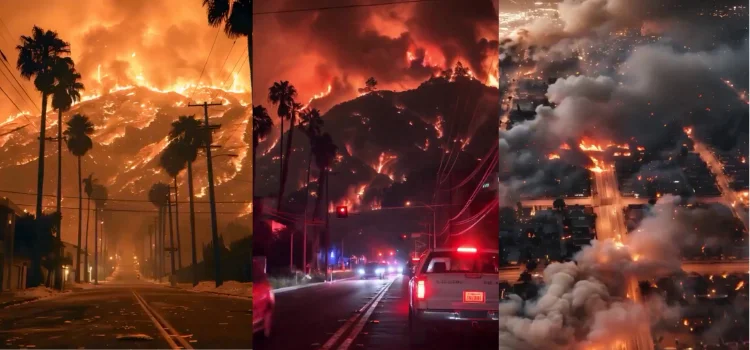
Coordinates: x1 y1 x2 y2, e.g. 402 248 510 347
91 184 108 284
148 183 170 282
159 141 187 272
168 116 207 286
252 105 273 184
50 58 84 288
299 108 323 270
311 133 337 273
16 26 71 219
63 114 94 283
268 81 297 210
82 174 96 282
203 0 252 86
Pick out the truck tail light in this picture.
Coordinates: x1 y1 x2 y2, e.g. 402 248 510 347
417 278 426 299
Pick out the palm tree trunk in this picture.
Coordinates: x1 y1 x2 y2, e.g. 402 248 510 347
279 113 297 213
84 196 90 282
311 170 324 272
55 109 63 290
277 117 284 211
187 162 199 286
35 93 48 218
173 177 182 270
30 93 50 287
94 208 99 284
303 151 313 270
159 207 165 282
322 170 330 274
75 156 82 283
167 192 176 284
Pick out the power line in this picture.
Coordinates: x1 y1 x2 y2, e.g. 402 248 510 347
188 26 222 101
0 189 250 204
220 49 247 89
0 55 41 112
218 39 238 78
0 61 37 112
0 84 24 114
253 0 455 15
11 201 246 215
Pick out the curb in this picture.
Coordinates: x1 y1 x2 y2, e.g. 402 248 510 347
0 297 39 309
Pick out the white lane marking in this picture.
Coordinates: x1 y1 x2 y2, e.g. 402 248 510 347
319 278 395 350
335 278 395 350
132 290 194 349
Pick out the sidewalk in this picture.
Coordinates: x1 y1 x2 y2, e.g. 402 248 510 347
0 286 64 309
144 277 251 299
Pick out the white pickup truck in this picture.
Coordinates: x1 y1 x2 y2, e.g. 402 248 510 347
408 246 500 342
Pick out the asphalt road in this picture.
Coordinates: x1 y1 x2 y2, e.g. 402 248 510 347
255 275 498 350
0 283 251 349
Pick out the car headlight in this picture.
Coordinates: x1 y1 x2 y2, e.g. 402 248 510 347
375 268 384 274
388 267 394 273
397 267 403 273
358 269 365 275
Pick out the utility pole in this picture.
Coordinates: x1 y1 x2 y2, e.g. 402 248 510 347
167 190 177 286
188 101 224 287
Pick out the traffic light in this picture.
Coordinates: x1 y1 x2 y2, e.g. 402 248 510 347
336 206 348 218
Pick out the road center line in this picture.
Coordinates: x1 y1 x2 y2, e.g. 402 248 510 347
132 290 194 349
319 279 394 350
335 278 395 350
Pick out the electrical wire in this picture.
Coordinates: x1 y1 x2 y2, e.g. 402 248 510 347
188 26 222 101
0 189 250 204
442 143 498 191
11 202 246 215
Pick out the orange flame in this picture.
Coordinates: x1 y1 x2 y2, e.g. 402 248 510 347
548 153 560 160
560 143 571 150
684 127 693 135
736 281 745 290
579 140 605 152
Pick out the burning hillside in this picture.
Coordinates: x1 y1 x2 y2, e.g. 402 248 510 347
0 86 251 244
255 77 499 215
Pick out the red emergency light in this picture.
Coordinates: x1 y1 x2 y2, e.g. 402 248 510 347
336 206 348 218
457 247 477 253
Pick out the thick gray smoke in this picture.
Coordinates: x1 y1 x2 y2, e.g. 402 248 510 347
499 41 749 200
498 196 687 349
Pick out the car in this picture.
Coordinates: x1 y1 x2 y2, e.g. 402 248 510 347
358 262 386 279
408 246 500 343
386 263 404 275
253 256 275 338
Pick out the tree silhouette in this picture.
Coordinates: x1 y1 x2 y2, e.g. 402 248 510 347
16 26 71 219
90 184 108 284
159 140 186 272
82 174 96 282
63 114 94 283
299 108 323 270
168 116 206 286
203 0 252 86
148 183 170 282
453 61 470 81
311 133 337 272
252 105 273 198
51 57 83 288
358 77 378 94
268 81 298 211
553 198 566 212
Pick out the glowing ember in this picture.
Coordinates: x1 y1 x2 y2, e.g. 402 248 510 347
434 116 444 138
736 281 745 290
560 143 571 150
684 127 693 135
548 153 560 160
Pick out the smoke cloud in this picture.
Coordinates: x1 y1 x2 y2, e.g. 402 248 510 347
499 196 687 349
253 0 498 112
